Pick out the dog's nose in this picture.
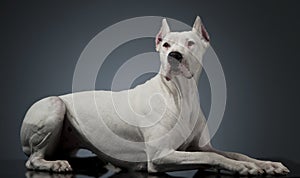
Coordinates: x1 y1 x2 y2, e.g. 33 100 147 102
168 51 183 63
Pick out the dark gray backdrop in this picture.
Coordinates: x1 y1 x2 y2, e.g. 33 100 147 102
1 0 299 164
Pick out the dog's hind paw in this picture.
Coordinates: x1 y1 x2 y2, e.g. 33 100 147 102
26 158 73 172
50 160 73 172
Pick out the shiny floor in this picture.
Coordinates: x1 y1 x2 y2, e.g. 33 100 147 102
2 157 299 178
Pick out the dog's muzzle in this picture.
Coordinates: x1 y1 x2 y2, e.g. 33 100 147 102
168 51 183 63
168 51 183 72
165 51 193 81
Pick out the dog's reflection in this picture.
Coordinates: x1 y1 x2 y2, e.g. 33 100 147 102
24 157 230 178
25 171 180 178
110 171 183 178
25 170 236 178
25 169 108 178
25 171 74 178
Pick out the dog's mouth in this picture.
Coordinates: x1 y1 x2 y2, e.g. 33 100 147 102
164 62 194 81
163 52 194 81
165 76 171 81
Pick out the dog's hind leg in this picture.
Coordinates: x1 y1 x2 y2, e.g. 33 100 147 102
20 96 72 172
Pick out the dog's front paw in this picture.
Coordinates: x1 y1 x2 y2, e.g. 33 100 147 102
225 161 264 175
256 161 290 175
236 161 265 175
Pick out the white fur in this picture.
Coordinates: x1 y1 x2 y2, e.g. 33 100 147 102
20 16 289 175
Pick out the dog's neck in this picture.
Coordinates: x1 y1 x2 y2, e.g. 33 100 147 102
157 66 202 101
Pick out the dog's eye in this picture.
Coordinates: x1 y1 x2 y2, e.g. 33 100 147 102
187 41 195 47
163 42 170 48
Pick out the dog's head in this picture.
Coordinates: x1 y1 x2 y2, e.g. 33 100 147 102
155 16 210 81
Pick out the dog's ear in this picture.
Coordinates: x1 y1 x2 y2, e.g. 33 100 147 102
155 18 170 51
192 16 210 46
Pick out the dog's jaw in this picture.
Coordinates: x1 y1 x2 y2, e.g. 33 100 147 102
162 61 194 81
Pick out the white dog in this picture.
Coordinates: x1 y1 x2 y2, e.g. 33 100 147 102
20 16 289 175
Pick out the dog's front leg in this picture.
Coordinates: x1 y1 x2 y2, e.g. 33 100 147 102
194 114 289 175
208 148 290 175
147 150 264 175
